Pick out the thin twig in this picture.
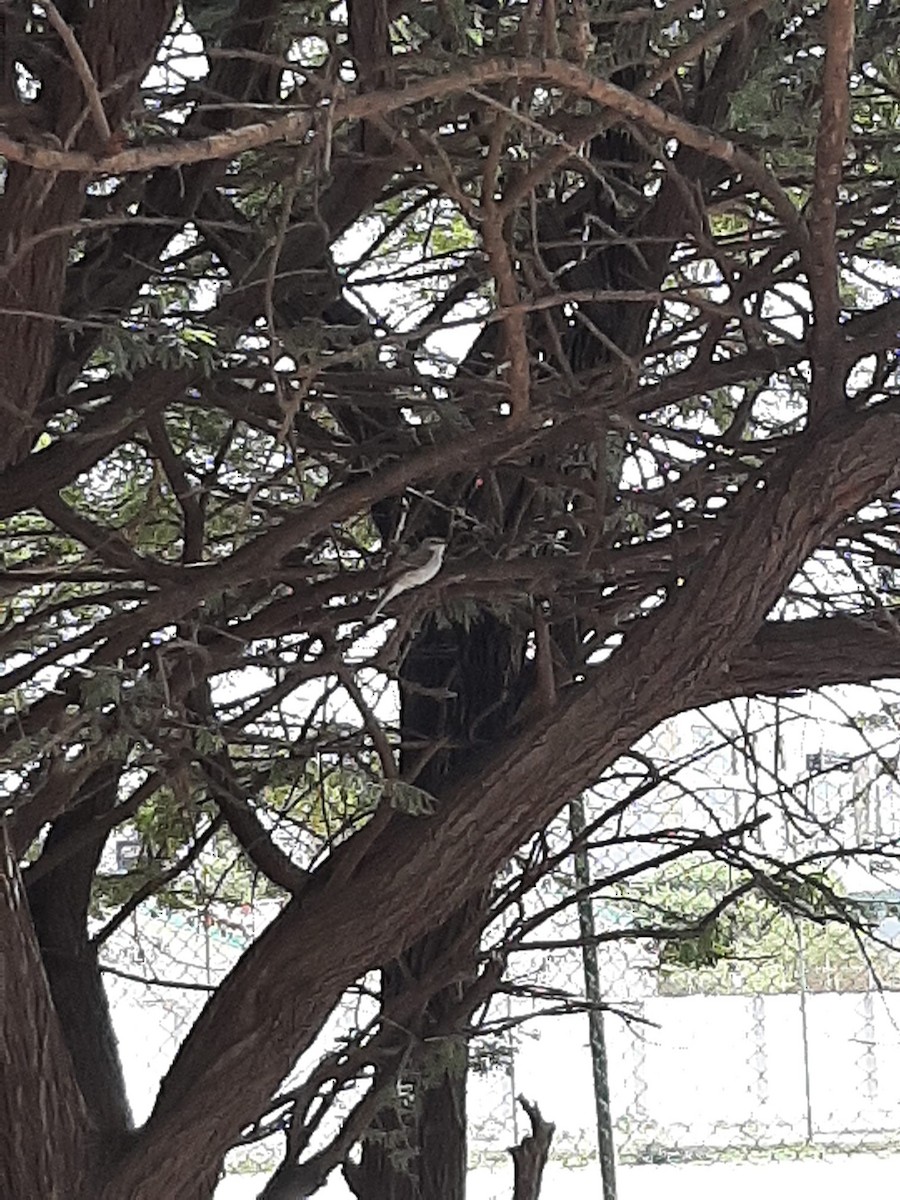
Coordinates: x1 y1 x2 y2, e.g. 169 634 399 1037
38 0 112 145
807 0 855 418
0 54 813 246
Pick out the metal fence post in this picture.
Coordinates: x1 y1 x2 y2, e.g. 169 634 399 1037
569 796 617 1200
793 917 814 1144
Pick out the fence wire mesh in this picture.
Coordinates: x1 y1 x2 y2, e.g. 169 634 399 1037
99 691 900 1190
466 693 900 1178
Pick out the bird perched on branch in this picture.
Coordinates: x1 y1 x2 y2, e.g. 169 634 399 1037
372 537 447 618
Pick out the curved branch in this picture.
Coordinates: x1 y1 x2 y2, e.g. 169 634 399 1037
0 825 90 1197
0 54 806 240
728 613 900 699
95 406 900 1197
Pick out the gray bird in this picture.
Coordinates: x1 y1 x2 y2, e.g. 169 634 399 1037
372 537 447 618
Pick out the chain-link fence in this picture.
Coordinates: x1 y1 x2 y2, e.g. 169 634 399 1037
100 692 900 1192
468 941 900 1170
465 694 900 1188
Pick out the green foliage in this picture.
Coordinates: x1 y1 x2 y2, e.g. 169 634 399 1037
384 779 437 816
93 322 219 377
276 758 382 835
5 0 900 1188
616 858 900 996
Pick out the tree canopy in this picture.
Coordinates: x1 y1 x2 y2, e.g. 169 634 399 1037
3 0 900 1197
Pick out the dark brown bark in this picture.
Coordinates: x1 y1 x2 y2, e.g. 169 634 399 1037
343 912 478 1200
346 611 524 1200
0 0 175 469
724 615 900 702
57 0 282 390
0 824 92 1199
26 762 132 1137
0 369 191 519
509 1098 554 1200
344 30 768 1194
3 6 900 1199
96 32 900 1193
81 404 900 1200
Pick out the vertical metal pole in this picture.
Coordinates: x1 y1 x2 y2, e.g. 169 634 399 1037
569 796 617 1200
507 992 520 1144
794 759 814 1146
793 918 814 1144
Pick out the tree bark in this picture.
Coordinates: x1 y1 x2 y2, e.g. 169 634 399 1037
340 29 767 1195
25 762 132 1137
0 824 92 1198
348 615 524 1200
5 8 900 1200
81 405 900 1200
509 1098 555 1200
0 0 174 469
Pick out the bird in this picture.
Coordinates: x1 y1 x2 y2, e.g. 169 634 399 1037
371 537 447 618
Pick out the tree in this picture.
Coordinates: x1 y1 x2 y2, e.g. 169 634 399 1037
628 857 900 995
3 0 900 1196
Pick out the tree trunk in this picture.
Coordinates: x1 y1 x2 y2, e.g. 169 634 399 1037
342 42 744 1192
347 614 526 1200
509 1098 554 1200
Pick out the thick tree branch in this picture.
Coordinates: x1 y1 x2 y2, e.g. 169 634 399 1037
0 0 176 469
39 0 112 145
0 369 192 518
807 0 855 418
1 824 91 1197
0 55 805 240
4 10 900 1198
95 406 900 1197
27 764 133 1135
729 614 900 699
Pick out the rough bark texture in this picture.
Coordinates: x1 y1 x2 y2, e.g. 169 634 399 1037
343 50 710 1193
509 1098 555 1200
74 413 900 1200
26 763 132 1136
0 824 91 1198
348 617 521 1200
0 0 175 469
2 2 900 1198
101 409 900 1197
